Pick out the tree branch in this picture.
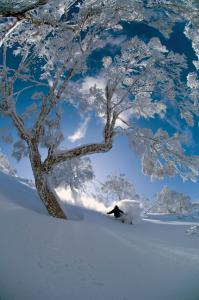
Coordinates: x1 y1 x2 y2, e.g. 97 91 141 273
43 141 113 172
0 18 23 47
33 63 78 137
0 0 48 17
8 110 30 141
44 101 118 171
33 25 97 137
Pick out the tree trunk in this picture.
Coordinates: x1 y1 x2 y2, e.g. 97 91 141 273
35 172 66 219
28 139 66 219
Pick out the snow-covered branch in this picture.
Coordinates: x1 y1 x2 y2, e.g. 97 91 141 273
44 141 113 172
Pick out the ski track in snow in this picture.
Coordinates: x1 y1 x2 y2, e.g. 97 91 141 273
103 224 199 266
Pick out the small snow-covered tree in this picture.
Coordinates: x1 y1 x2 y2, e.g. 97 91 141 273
96 174 136 207
0 149 16 176
0 1 199 219
191 201 199 216
139 196 151 211
51 156 94 201
153 186 192 214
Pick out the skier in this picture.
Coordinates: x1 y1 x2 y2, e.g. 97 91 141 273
107 205 124 218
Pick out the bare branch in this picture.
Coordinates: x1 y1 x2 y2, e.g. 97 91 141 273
44 141 113 171
8 110 30 141
33 62 78 137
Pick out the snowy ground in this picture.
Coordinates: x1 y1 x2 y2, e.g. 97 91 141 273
0 171 199 300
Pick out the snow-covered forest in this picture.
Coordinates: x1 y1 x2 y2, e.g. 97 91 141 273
1 0 199 299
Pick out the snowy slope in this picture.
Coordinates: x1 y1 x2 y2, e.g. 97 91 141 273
0 171 199 300
0 171 46 215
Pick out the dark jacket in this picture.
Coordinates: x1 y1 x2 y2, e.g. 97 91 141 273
107 205 124 218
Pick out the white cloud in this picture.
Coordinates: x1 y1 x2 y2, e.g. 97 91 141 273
107 35 127 46
166 114 181 131
68 116 90 143
166 115 194 146
179 128 194 145
81 76 106 93
115 109 132 129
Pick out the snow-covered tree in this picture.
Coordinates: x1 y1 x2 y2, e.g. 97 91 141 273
0 148 16 176
51 156 94 201
143 1 199 69
191 201 199 217
0 1 199 218
153 186 192 214
96 174 136 207
139 196 151 212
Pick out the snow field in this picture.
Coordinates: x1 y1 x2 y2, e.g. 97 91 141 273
0 171 199 300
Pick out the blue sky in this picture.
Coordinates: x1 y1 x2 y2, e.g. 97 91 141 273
1 20 199 201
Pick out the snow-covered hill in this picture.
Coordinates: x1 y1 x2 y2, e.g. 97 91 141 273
0 171 199 300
